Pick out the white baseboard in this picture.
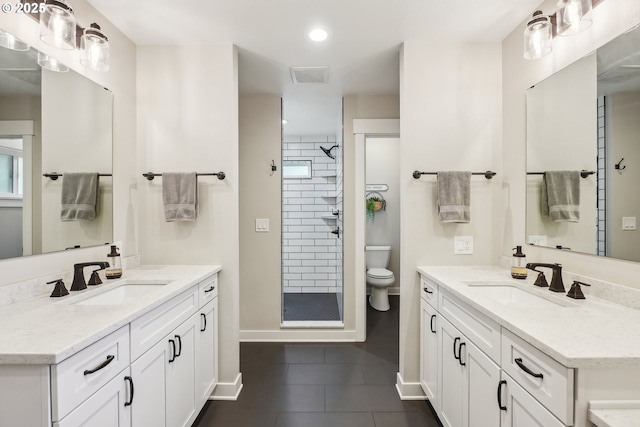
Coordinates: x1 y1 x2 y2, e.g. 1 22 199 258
240 328 358 342
210 373 243 400
395 372 427 400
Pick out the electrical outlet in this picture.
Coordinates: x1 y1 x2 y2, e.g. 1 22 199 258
623 217 636 231
255 218 269 232
454 236 473 255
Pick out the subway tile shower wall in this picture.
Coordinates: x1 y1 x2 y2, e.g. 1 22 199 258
282 136 341 294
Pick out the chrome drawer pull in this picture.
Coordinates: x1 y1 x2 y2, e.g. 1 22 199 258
83 354 115 375
514 357 544 379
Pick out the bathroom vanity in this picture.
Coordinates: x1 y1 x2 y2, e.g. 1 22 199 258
418 265 640 427
0 265 220 427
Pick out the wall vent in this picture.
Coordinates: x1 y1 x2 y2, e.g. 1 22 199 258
289 66 329 84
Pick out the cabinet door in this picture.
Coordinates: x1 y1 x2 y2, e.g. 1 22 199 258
463 338 501 427
130 338 169 427
167 313 199 427
55 368 132 427
420 299 438 410
439 317 465 427
499 373 565 427
196 297 218 408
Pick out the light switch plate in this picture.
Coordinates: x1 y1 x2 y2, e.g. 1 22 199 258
623 217 636 231
454 236 473 254
255 218 269 232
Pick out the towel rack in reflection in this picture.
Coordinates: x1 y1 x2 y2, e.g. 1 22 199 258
142 171 226 181
527 170 594 179
43 172 112 181
412 170 497 180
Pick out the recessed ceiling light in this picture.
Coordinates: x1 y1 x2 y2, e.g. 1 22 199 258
308 27 329 42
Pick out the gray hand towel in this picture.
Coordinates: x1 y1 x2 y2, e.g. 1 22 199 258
60 173 99 221
542 171 580 222
437 171 471 223
162 172 198 221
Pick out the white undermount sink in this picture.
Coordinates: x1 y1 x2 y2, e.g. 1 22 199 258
71 280 171 306
464 281 572 308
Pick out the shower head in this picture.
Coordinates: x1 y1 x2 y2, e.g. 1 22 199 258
320 145 339 160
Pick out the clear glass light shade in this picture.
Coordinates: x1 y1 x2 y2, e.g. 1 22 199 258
39 0 76 50
80 24 109 72
37 51 69 72
556 0 593 36
523 11 552 60
0 29 30 51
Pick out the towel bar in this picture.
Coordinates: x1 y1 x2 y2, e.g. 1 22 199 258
412 171 497 180
43 173 112 181
142 172 226 181
527 170 594 179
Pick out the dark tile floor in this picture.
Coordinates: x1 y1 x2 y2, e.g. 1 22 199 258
193 296 441 427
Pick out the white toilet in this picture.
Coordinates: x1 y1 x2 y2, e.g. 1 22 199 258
366 245 396 311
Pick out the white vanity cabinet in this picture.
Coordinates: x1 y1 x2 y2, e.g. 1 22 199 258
0 269 220 427
420 298 438 408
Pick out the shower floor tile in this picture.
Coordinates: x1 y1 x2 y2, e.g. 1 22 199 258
282 292 341 321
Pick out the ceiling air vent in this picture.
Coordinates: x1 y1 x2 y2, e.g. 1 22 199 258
290 66 329 84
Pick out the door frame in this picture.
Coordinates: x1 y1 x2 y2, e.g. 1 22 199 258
353 119 400 341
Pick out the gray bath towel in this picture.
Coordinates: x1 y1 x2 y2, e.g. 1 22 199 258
162 172 198 221
60 173 99 221
437 171 471 223
542 171 580 222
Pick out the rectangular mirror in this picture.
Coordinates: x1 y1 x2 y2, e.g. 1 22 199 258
0 42 113 261
526 23 640 262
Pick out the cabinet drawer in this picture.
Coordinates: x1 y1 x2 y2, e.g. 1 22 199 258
420 274 438 308
130 285 198 361
501 329 573 425
438 289 501 363
51 325 130 421
198 273 218 307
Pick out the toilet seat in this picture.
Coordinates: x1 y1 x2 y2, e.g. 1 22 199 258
367 268 394 279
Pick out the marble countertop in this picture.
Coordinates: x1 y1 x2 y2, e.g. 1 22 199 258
0 264 221 365
588 401 640 427
417 265 640 369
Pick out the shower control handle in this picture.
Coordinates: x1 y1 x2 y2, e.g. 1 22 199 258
331 227 341 238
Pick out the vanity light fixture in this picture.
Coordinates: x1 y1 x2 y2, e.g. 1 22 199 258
523 11 552 60
37 51 69 72
39 0 76 50
80 23 109 72
0 29 30 52
556 0 593 36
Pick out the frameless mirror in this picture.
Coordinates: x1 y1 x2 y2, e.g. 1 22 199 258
0 42 113 261
526 23 640 262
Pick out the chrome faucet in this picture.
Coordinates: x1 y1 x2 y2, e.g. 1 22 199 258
525 263 565 293
71 262 110 291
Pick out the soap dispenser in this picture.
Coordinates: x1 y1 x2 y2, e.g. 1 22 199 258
105 245 122 279
511 246 527 279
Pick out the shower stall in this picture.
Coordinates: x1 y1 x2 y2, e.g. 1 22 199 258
281 135 343 323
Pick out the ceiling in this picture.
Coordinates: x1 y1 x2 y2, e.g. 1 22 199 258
85 0 542 135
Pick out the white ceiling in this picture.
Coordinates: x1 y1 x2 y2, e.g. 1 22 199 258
86 0 542 135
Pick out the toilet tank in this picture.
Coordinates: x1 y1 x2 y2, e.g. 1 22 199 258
365 246 391 268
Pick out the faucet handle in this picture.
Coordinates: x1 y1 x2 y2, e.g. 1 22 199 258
532 271 549 288
567 280 591 299
47 279 69 297
88 269 103 286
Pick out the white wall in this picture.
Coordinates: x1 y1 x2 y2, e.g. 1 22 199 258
0 1 137 286
502 0 640 287
136 45 240 397
399 41 502 392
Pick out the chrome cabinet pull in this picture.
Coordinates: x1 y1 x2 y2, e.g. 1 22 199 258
83 354 114 375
